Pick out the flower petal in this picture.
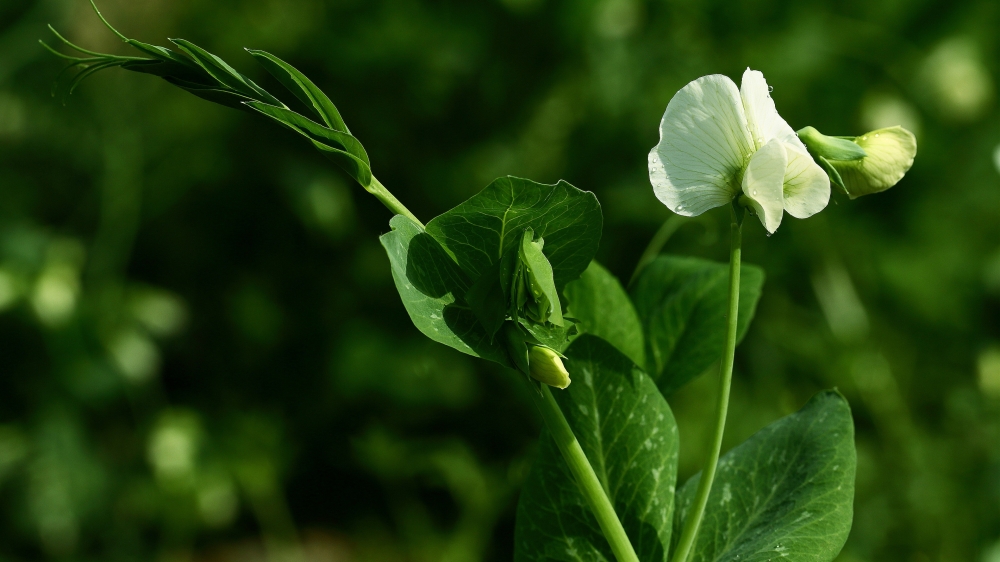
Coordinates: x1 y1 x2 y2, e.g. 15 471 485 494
740 68 797 149
830 126 917 199
781 142 830 218
649 74 754 217
741 138 787 233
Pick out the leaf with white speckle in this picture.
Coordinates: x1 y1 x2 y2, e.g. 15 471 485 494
674 391 856 562
514 336 679 561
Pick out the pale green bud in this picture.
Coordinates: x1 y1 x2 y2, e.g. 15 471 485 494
829 126 917 199
528 346 571 389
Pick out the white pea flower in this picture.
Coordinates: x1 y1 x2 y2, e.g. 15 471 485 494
648 69 830 234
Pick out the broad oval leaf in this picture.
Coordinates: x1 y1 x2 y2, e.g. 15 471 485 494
674 391 856 562
379 215 508 364
631 256 764 395
425 176 602 292
563 261 645 368
515 335 679 562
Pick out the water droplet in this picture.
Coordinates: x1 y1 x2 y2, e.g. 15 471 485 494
874 133 880 137
862 136 868 140
675 205 683 211
766 231 772 238
752 190 758 195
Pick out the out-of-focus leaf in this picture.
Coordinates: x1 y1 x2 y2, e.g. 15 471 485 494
675 391 856 562
247 49 350 133
379 215 508 365
425 176 602 291
631 256 763 395
563 261 644 367
515 335 678 562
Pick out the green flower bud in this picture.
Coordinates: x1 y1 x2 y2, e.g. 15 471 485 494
829 126 917 199
528 345 571 389
797 126 868 161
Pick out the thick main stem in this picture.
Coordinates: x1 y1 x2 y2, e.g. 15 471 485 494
670 216 742 562
531 385 640 562
366 176 424 228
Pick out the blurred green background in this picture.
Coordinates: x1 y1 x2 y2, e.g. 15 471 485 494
1 0 999 560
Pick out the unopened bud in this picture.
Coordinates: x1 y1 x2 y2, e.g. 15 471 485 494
528 346 570 389
828 126 917 199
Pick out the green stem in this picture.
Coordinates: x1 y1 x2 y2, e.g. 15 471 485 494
366 176 424 228
629 215 686 286
670 214 742 562
531 384 640 562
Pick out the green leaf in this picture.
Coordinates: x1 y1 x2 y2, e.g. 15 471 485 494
379 215 508 365
674 391 856 562
122 59 213 84
309 139 374 187
464 258 508 340
631 256 764 395
518 229 563 326
162 76 255 111
563 261 645 368
243 101 370 166
515 335 679 562
425 176 602 292
246 49 350 133
168 38 283 107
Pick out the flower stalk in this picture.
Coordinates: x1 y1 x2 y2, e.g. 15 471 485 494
530 384 640 562
670 206 743 562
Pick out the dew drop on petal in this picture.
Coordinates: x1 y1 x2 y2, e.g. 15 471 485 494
862 136 868 140
875 133 880 137
675 205 683 211
753 190 758 195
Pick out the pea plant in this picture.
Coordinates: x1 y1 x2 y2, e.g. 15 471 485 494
45 4 917 561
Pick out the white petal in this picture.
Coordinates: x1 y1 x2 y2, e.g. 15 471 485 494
649 74 754 217
741 138 787 233
740 69 797 149
831 126 917 198
781 142 830 218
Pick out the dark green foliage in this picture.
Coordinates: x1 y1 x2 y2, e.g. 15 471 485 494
514 336 679 561
675 391 856 562
631 256 764 395
563 261 645 368
380 176 602 373
42 3 373 186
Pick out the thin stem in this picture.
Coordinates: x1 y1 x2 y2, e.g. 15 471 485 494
530 384 640 562
670 213 742 562
366 176 424 228
629 215 686 286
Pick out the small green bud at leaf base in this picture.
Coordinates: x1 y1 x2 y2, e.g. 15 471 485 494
829 126 917 199
528 345 571 389
797 126 868 161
